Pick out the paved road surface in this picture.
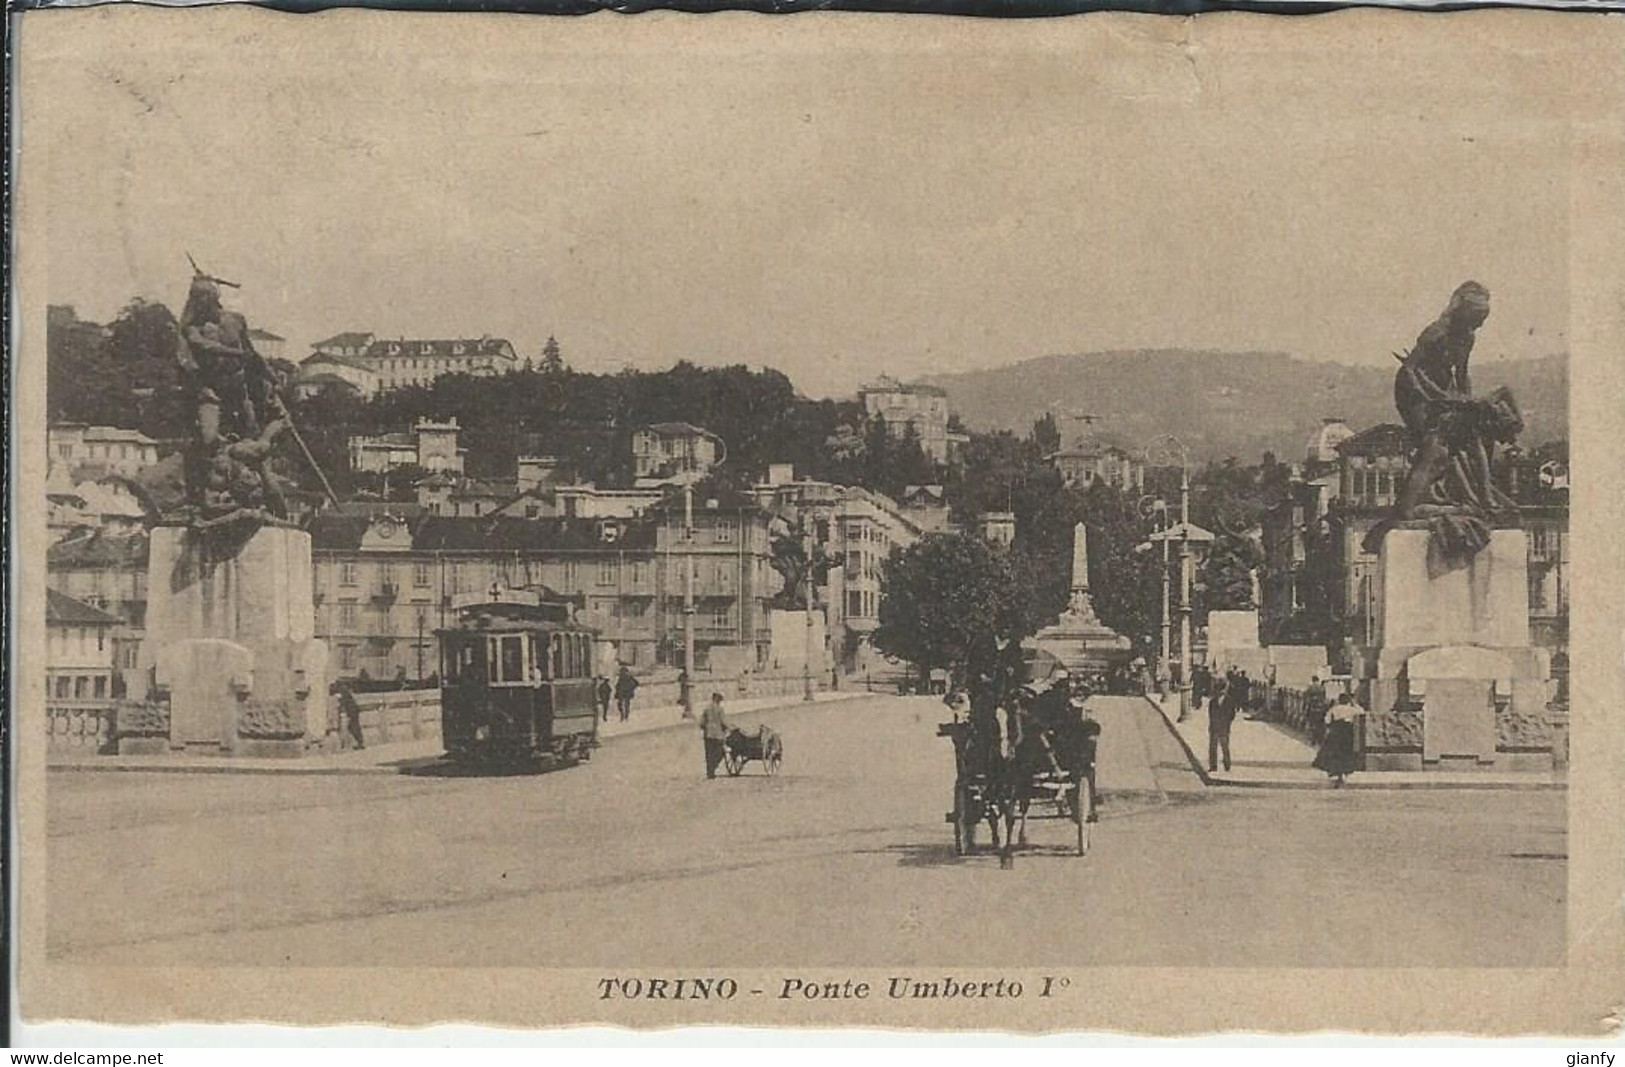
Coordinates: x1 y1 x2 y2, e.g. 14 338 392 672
47 695 1565 968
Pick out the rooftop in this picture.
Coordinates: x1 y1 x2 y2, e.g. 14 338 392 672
48 530 149 569
46 588 123 627
313 331 376 350
641 422 711 437
1336 423 1407 458
310 513 659 553
861 375 948 398
300 352 377 375
362 338 517 361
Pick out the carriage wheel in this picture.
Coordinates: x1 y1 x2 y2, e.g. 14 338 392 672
1072 778 1094 856
724 753 745 777
953 783 978 856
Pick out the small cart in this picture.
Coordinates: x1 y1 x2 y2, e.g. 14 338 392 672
724 725 783 777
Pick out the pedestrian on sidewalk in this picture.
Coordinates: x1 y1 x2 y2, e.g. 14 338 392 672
1207 672 1237 773
338 682 365 751
1192 663 1210 712
701 691 730 779
1313 691 1365 787
1304 676 1330 744
614 666 639 723
595 676 613 722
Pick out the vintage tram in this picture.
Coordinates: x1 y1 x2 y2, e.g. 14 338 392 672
438 594 600 765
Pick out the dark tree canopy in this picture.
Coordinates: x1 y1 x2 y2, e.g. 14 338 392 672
873 534 1046 679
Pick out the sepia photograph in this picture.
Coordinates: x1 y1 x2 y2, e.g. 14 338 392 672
10 5 1624 1037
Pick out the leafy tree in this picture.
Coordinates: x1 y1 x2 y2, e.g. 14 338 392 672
107 299 179 365
873 534 1045 680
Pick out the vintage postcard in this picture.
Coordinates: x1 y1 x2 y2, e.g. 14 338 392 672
11 5 1625 1036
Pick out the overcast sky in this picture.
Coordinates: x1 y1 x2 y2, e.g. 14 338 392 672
21 10 1573 398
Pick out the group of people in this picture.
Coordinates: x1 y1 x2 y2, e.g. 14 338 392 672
593 666 640 724
1195 664 1366 787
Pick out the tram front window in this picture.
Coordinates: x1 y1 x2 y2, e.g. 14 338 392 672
492 635 525 684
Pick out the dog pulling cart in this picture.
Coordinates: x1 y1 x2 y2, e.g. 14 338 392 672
723 724 783 777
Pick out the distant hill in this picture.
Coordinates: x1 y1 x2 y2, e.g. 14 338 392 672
922 350 1569 462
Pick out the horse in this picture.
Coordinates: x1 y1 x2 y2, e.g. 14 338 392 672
976 685 1099 869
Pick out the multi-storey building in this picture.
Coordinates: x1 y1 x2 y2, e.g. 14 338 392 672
631 423 720 483
415 474 520 517
349 418 467 475
46 531 148 676
858 375 965 466
46 589 122 706
1046 435 1146 493
293 353 380 399
310 502 778 680
748 470 927 671
304 333 519 393
47 424 160 479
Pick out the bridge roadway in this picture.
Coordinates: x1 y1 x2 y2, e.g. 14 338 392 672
46 694 1564 968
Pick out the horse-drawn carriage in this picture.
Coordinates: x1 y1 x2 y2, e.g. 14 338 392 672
938 677 1100 868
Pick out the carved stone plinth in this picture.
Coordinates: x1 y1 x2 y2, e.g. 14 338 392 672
1361 529 1552 772
133 525 328 756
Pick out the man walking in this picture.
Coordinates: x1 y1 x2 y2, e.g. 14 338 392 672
614 666 639 723
701 691 731 779
337 681 365 751
595 676 613 722
1305 675 1330 744
1208 670 1237 773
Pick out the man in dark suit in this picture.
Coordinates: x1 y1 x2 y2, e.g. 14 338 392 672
1208 670 1237 773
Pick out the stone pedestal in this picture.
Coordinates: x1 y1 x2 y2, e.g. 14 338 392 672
132 525 328 757
1361 529 1552 771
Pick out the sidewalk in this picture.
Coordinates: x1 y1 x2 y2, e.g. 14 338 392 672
1147 695 1566 791
46 689 866 776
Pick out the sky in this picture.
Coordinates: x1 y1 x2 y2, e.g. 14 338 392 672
19 10 1576 399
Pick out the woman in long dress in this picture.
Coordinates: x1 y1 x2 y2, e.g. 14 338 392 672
1312 692 1365 787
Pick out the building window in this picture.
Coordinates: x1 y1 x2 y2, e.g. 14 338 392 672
716 563 732 589
379 563 395 590
711 606 730 629
598 559 617 586
74 676 88 699
1529 570 1548 613
714 520 733 543
847 590 864 618
631 562 649 586
340 562 358 586
563 560 580 588
414 561 431 586
339 644 358 670
94 676 108 699
340 602 358 628
55 676 70 699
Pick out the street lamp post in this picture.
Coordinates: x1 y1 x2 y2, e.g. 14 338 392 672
1145 435 1196 721
682 478 696 720
1137 495 1172 699
803 520 816 703
679 431 728 721
1177 457 1194 723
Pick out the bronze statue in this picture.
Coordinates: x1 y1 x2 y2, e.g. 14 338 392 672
1366 281 1524 568
174 268 293 528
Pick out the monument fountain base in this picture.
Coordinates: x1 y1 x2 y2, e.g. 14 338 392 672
121 524 329 757
1357 529 1554 772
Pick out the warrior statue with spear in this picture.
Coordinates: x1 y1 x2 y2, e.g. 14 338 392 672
172 255 338 530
